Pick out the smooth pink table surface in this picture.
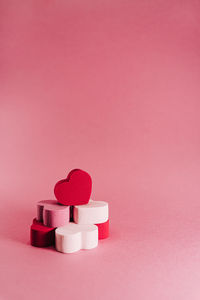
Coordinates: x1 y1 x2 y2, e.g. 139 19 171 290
1 0 200 299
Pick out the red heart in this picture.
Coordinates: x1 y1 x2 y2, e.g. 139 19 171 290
54 169 92 206
30 218 55 247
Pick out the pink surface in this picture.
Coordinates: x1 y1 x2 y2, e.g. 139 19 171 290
0 0 200 299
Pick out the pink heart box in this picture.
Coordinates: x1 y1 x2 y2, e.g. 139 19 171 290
37 200 70 228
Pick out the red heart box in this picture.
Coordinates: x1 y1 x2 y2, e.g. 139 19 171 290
54 169 92 206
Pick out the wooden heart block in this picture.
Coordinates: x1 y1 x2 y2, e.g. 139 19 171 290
54 169 92 206
30 218 55 247
55 223 98 253
37 200 70 227
73 200 108 224
96 220 109 240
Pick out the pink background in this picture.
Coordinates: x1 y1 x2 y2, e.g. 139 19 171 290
1 0 200 299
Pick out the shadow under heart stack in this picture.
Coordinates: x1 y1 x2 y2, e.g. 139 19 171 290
30 169 109 253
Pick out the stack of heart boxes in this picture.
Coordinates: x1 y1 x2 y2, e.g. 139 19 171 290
30 169 109 253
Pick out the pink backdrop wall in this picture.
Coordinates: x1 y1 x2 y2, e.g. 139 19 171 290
1 0 200 299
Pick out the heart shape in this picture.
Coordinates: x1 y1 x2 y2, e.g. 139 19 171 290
73 200 109 224
95 220 109 240
55 222 98 253
54 169 92 206
30 218 55 247
37 200 70 227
